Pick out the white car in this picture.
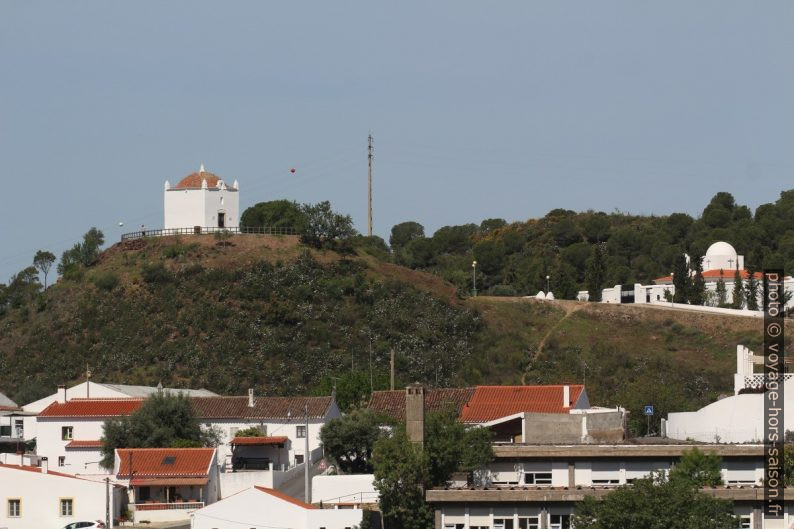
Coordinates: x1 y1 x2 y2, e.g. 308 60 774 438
62 522 105 529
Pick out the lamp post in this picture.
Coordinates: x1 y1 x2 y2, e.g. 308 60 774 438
546 275 550 295
472 261 478 297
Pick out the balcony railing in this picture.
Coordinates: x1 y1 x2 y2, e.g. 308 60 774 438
121 226 298 241
133 501 204 511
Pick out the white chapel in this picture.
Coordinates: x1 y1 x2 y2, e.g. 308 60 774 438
164 164 240 230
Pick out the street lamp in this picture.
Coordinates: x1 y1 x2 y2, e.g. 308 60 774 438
472 261 478 297
546 275 550 294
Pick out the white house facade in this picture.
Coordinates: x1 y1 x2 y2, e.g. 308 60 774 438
164 164 240 230
190 486 363 529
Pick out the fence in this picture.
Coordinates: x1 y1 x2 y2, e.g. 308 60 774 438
120 226 298 241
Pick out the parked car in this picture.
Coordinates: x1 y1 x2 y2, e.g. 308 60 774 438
62 522 105 529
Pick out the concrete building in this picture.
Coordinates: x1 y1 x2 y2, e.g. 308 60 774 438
190 486 363 529
164 164 240 231
0 460 125 528
428 443 786 529
115 447 220 524
665 344 794 443
312 474 378 507
369 385 627 444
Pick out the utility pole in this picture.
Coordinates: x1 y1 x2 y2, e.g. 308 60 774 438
304 404 311 504
367 134 373 237
390 349 395 391
105 477 110 528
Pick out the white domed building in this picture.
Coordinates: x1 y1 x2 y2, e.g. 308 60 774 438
164 164 239 231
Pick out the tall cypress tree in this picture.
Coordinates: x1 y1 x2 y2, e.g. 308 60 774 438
689 253 706 306
731 268 744 309
672 254 689 303
715 270 727 307
585 244 606 302
745 267 759 311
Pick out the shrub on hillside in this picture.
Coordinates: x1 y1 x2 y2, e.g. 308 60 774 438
141 262 172 284
93 271 120 292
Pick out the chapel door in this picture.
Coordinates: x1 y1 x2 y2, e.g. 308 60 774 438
218 212 225 228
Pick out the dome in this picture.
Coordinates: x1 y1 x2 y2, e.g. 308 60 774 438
705 241 737 260
173 169 236 190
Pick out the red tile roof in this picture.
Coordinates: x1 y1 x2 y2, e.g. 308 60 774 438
0 463 79 480
230 436 288 446
36 395 334 420
116 448 215 478
65 440 103 449
38 398 144 418
254 486 316 509
0 405 20 412
654 269 763 284
368 388 476 423
173 171 236 190
460 385 585 423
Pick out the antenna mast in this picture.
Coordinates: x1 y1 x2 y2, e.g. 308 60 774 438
367 134 374 237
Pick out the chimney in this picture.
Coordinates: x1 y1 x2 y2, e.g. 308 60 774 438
41 457 48 474
57 385 67 404
248 388 255 408
563 385 571 409
405 383 425 446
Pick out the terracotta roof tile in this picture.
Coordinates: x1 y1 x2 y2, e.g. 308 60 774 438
0 463 80 480
254 486 316 509
368 388 475 422
230 436 288 446
172 171 236 191
654 269 763 283
460 385 585 422
116 448 215 478
38 398 144 418
65 440 103 449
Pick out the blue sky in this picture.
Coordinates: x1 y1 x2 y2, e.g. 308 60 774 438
1 1 792 281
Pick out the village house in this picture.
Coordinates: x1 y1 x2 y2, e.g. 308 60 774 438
190 486 363 529
0 458 126 528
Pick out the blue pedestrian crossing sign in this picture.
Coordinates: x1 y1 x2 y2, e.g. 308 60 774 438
644 405 654 416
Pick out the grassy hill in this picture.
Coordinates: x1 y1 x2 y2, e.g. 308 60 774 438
0 234 778 435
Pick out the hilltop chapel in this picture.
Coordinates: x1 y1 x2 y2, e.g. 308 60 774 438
163 164 240 231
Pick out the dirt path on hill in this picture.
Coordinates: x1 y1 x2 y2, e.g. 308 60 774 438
521 301 583 385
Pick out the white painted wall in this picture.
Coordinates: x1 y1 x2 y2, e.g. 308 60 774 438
312 474 378 505
37 418 110 474
164 188 239 230
191 487 363 529
0 464 124 528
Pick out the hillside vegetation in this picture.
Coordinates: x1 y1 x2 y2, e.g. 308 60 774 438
0 233 782 435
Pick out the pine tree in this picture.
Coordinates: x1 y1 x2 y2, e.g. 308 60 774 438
745 266 759 311
585 244 606 302
672 253 689 303
731 268 744 309
689 253 706 305
715 270 727 307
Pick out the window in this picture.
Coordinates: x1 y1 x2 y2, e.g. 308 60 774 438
296 425 307 438
60 498 73 516
8 498 20 517
443 525 464 529
739 515 751 529
549 514 571 529
0 425 9 436
518 517 540 529
58 456 66 467
524 472 552 485
61 426 73 440
494 519 514 529
295 454 304 465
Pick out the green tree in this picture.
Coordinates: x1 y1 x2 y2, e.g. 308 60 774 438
424 408 493 486
745 267 760 311
299 201 357 248
731 268 745 309
672 253 689 303
390 222 425 249
573 472 740 529
100 392 219 469
669 447 723 487
585 244 607 302
240 200 307 230
479 218 507 233
234 426 265 437
715 272 728 307
4 266 41 308
58 227 105 275
320 409 384 474
689 253 706 305
33 250 56 289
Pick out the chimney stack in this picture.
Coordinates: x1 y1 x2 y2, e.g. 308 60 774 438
41 457 48 474
57 385 67 404
563 385 571 409
405 383 425 446
248 388 255 408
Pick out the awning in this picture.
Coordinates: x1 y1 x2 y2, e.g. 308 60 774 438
230 436 288 446
130 477 208 486
65 440 103 449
